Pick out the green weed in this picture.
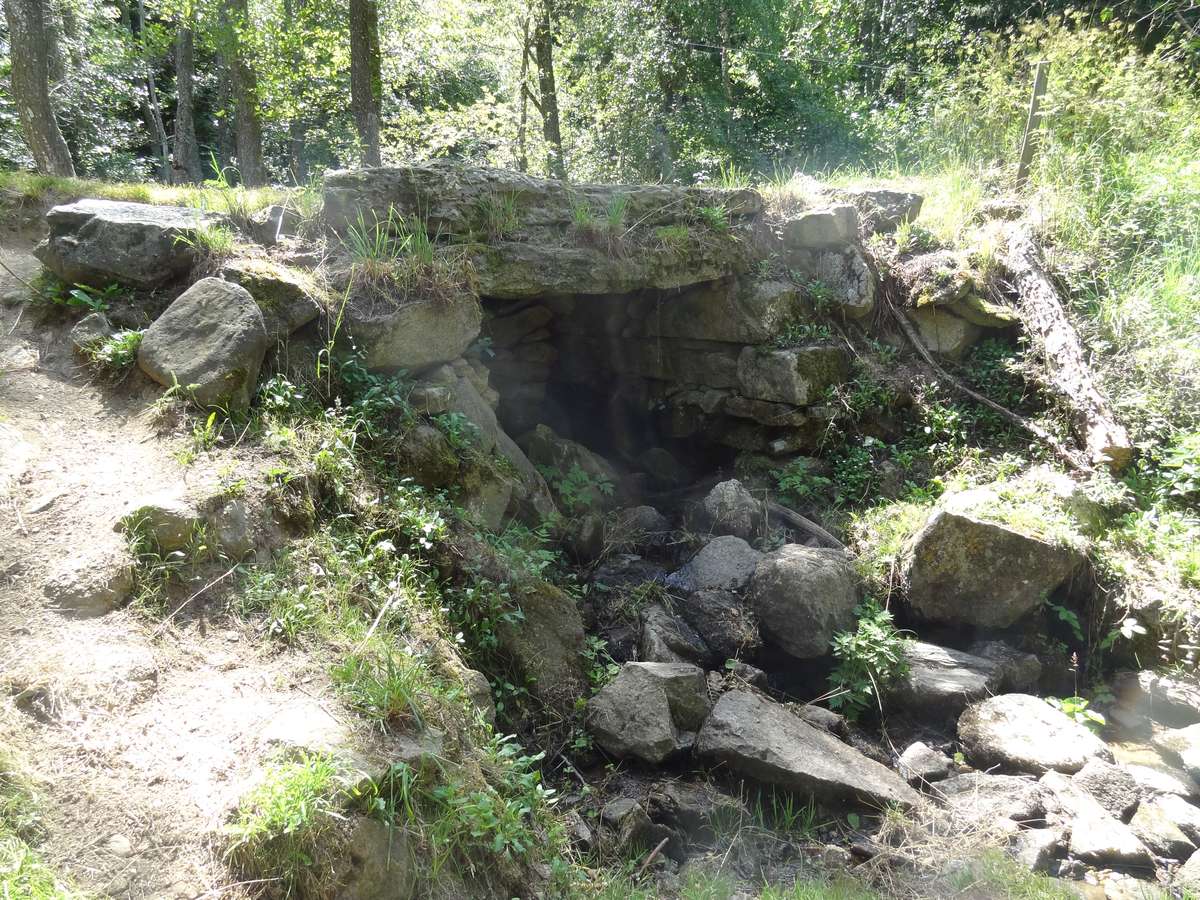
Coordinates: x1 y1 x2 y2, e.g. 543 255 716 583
1045 695 1106 733
774 458 832 506
224 752 347 898
331 648 437 731
80 329 143 373
537 462 614 514
696 203 730 233
173 222 236 262
826 600 911 720
477 191 520 241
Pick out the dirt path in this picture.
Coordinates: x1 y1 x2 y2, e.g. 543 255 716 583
0 241 352 899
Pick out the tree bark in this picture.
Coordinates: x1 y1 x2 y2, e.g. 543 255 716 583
1001 227 1133 471
223 0 267 185
173 22 203 182
718 2 733 143
283 0 308 182
349 0 382 167
3 0 76 175
137 0 171 181
532 0 565 179
516 14 530 172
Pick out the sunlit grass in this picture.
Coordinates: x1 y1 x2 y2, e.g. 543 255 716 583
0 170 290 217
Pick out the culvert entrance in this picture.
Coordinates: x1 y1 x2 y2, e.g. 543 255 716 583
476 278 852 501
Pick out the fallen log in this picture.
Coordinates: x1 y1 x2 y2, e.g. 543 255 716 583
766 500 846 550
1001 227 1133 471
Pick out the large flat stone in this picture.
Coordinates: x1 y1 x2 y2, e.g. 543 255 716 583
323 163 759 299
958 694 1112 775
37 199 223 288
695 690 922 809
892 641 1000 716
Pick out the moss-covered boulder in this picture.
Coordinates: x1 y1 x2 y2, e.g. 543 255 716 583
902 481 1089 628
736 345 849 406
497 581 588 715
220 258 325 343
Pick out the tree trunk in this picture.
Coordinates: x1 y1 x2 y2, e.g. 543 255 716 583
3 0 76 175
173 23 203 182
349 0 382 167
223 0 267 185
283 0 308 182
1002 227 1133 471
532 0 565 179
137 0 170 181
516 14 530 172
213 50 235 174
718 2 733 143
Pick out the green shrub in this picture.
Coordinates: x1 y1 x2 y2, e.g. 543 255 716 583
827 600 911 719
774 458 832 505
224 752 347 897
81 329 143 373
695 203 730 232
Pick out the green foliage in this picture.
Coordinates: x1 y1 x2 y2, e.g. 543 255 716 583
65 283 118 313
477 191 520 241
849 499 932 594
0 746 82 898
1045 696 1106 734
654 223 691 251
442 579 524 677
331 648 438 731
748 788 822 837
224 752 347 898
1157 431 1200 504
946 849 1080 900
759 875 880 900
774 457 832 506
32 279 121 316
341 206 467 304
772 318 833 347
961 339 1030 411
484 522 560 583
1045 599 1085 644
427 734 553 864
695 203 730 233
173 223 236 261
537 462 614 514
0 838 88 900
827 601 911 720
433 411 479 452
605 193 628 232
79 329 143 373
124 516 222 612
582 635 620 690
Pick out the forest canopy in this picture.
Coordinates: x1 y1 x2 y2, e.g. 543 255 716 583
2 0 1198 186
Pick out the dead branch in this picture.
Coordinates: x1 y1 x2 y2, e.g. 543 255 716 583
885 290 1090 473
765 500 845 550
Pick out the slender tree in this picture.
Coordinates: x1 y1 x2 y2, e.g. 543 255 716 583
223 0 267 185
173 8 202 182
3 0 76 175
283 0 308 181
133 0 171 180
349 0 382 166
532 0 565 179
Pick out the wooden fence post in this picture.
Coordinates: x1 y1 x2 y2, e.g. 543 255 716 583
1016 60 1050 188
